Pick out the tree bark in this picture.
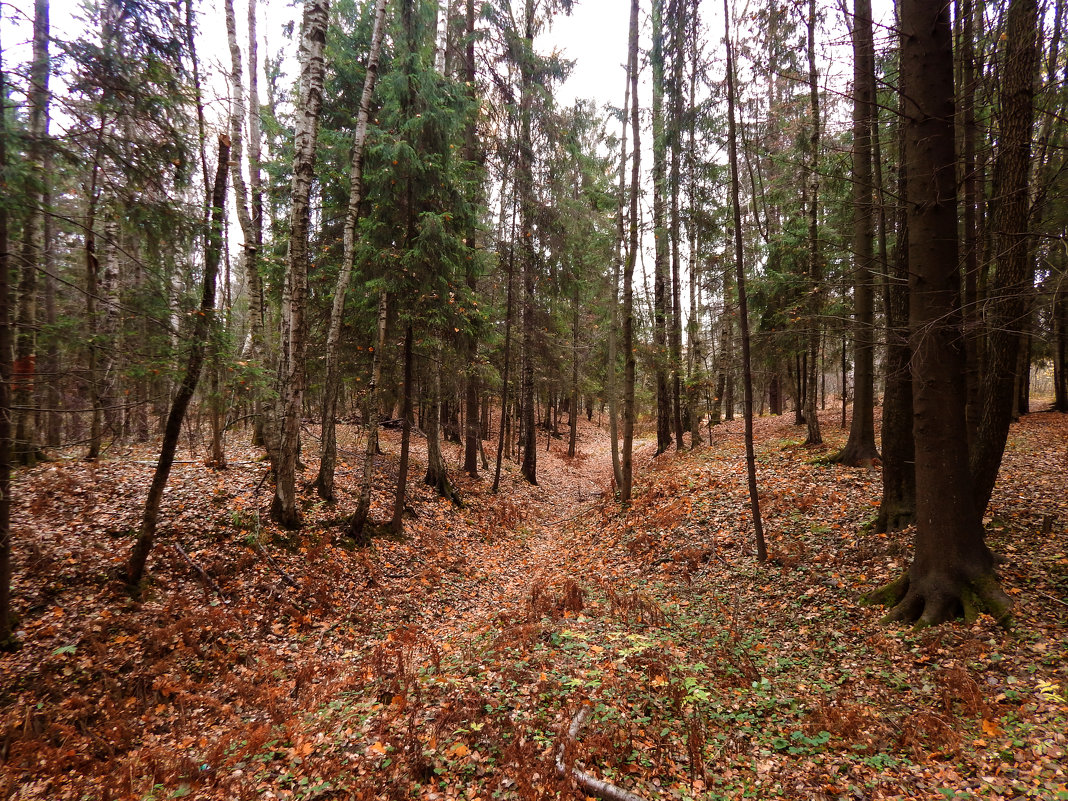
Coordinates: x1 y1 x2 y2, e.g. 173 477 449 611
126 137 230 590
348 292 388 539
876 47 915 534
391 325 414 535
518 0 538 486
14 0 50 467
620 0 640 504
425 339 460 504
271 0 329 529
315 0 388 500
876 0 1010 627
834 0 879 466
969 0 1038 519
803 0 823 447
723 0 766 562
651 0 672 456
0 40 14 647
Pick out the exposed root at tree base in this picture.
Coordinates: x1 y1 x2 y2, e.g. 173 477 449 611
866 571 1013 630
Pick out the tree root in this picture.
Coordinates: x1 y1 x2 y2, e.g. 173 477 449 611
556 705 649 801
866 571 1013 630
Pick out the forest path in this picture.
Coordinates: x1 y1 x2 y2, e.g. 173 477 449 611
396 416 652 647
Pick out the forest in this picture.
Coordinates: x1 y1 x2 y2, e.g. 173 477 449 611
0 0 1066 798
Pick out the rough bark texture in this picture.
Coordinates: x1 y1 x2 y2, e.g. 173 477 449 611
425 341 460 504
127 138 230 590
315 0 388 500
391 326 414 535
271 0 329 529
620 0 640 504
667 0 685 451
0 43 14 646
877 0 1010 628
835 0 879 466
969 0 1038 521
876 63 915 534
803 0 822 447
651 0 672 456
518 0 537 486
14 0 49 466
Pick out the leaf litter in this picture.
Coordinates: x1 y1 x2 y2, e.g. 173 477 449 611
1 406 1066 800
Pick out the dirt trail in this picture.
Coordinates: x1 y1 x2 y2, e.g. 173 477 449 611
403 418 636 644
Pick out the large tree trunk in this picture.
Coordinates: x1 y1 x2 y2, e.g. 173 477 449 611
126 137 230 590
969 0 1038 519
875 0 1010 628
315 0 388 500
723 0 766 562
461 0 482 478
667 0 685 451
14 0 49 467
802 0 822 447
876 51 915 534
518 0 537 486
620 0 640 504
959 0 981 446
271 0 329 529
607 53 629 489
0 43 14 647
651 0 671 456
834 0 879 466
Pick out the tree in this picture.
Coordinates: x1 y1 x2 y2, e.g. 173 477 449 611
651 0 672 455
970 0 1039 519
874 0 1010 627
833 0 879 466
314 0 389 502
723 0 766 562
126 136 230 590
271 0 330 529
0 21 14 648
802 0 822 447
620 0 640 504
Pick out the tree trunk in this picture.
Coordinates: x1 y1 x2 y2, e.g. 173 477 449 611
834 0 880 466
0 43 14 647
518 0 537 486
651 0 672 456
620 0 640 504
425 339 460 504
668 0 685 451
14 0 49 467
803 0 822 447
876 50 915 534
462 0 482 478
568 288 579 458
724 0 766 563
271 0 329 529
126 137 230 590
969 0 1038 519
348 292 388 539
391 325 414 535
875 0 1010 627
607 48 630 489
492 198 517 494
315 0 388 500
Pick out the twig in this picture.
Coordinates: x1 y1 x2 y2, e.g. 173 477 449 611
251 539 298 587
555 705 650 801
173 543 226 600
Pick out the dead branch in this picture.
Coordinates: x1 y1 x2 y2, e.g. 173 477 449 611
555 704 649 801
251 539 298 587
173 542 226 600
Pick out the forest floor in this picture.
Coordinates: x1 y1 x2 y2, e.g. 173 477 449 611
1 405 1067 801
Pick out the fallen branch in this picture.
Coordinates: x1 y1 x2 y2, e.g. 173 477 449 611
251 539 298 587
555 705 649 801
173 543 226 600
